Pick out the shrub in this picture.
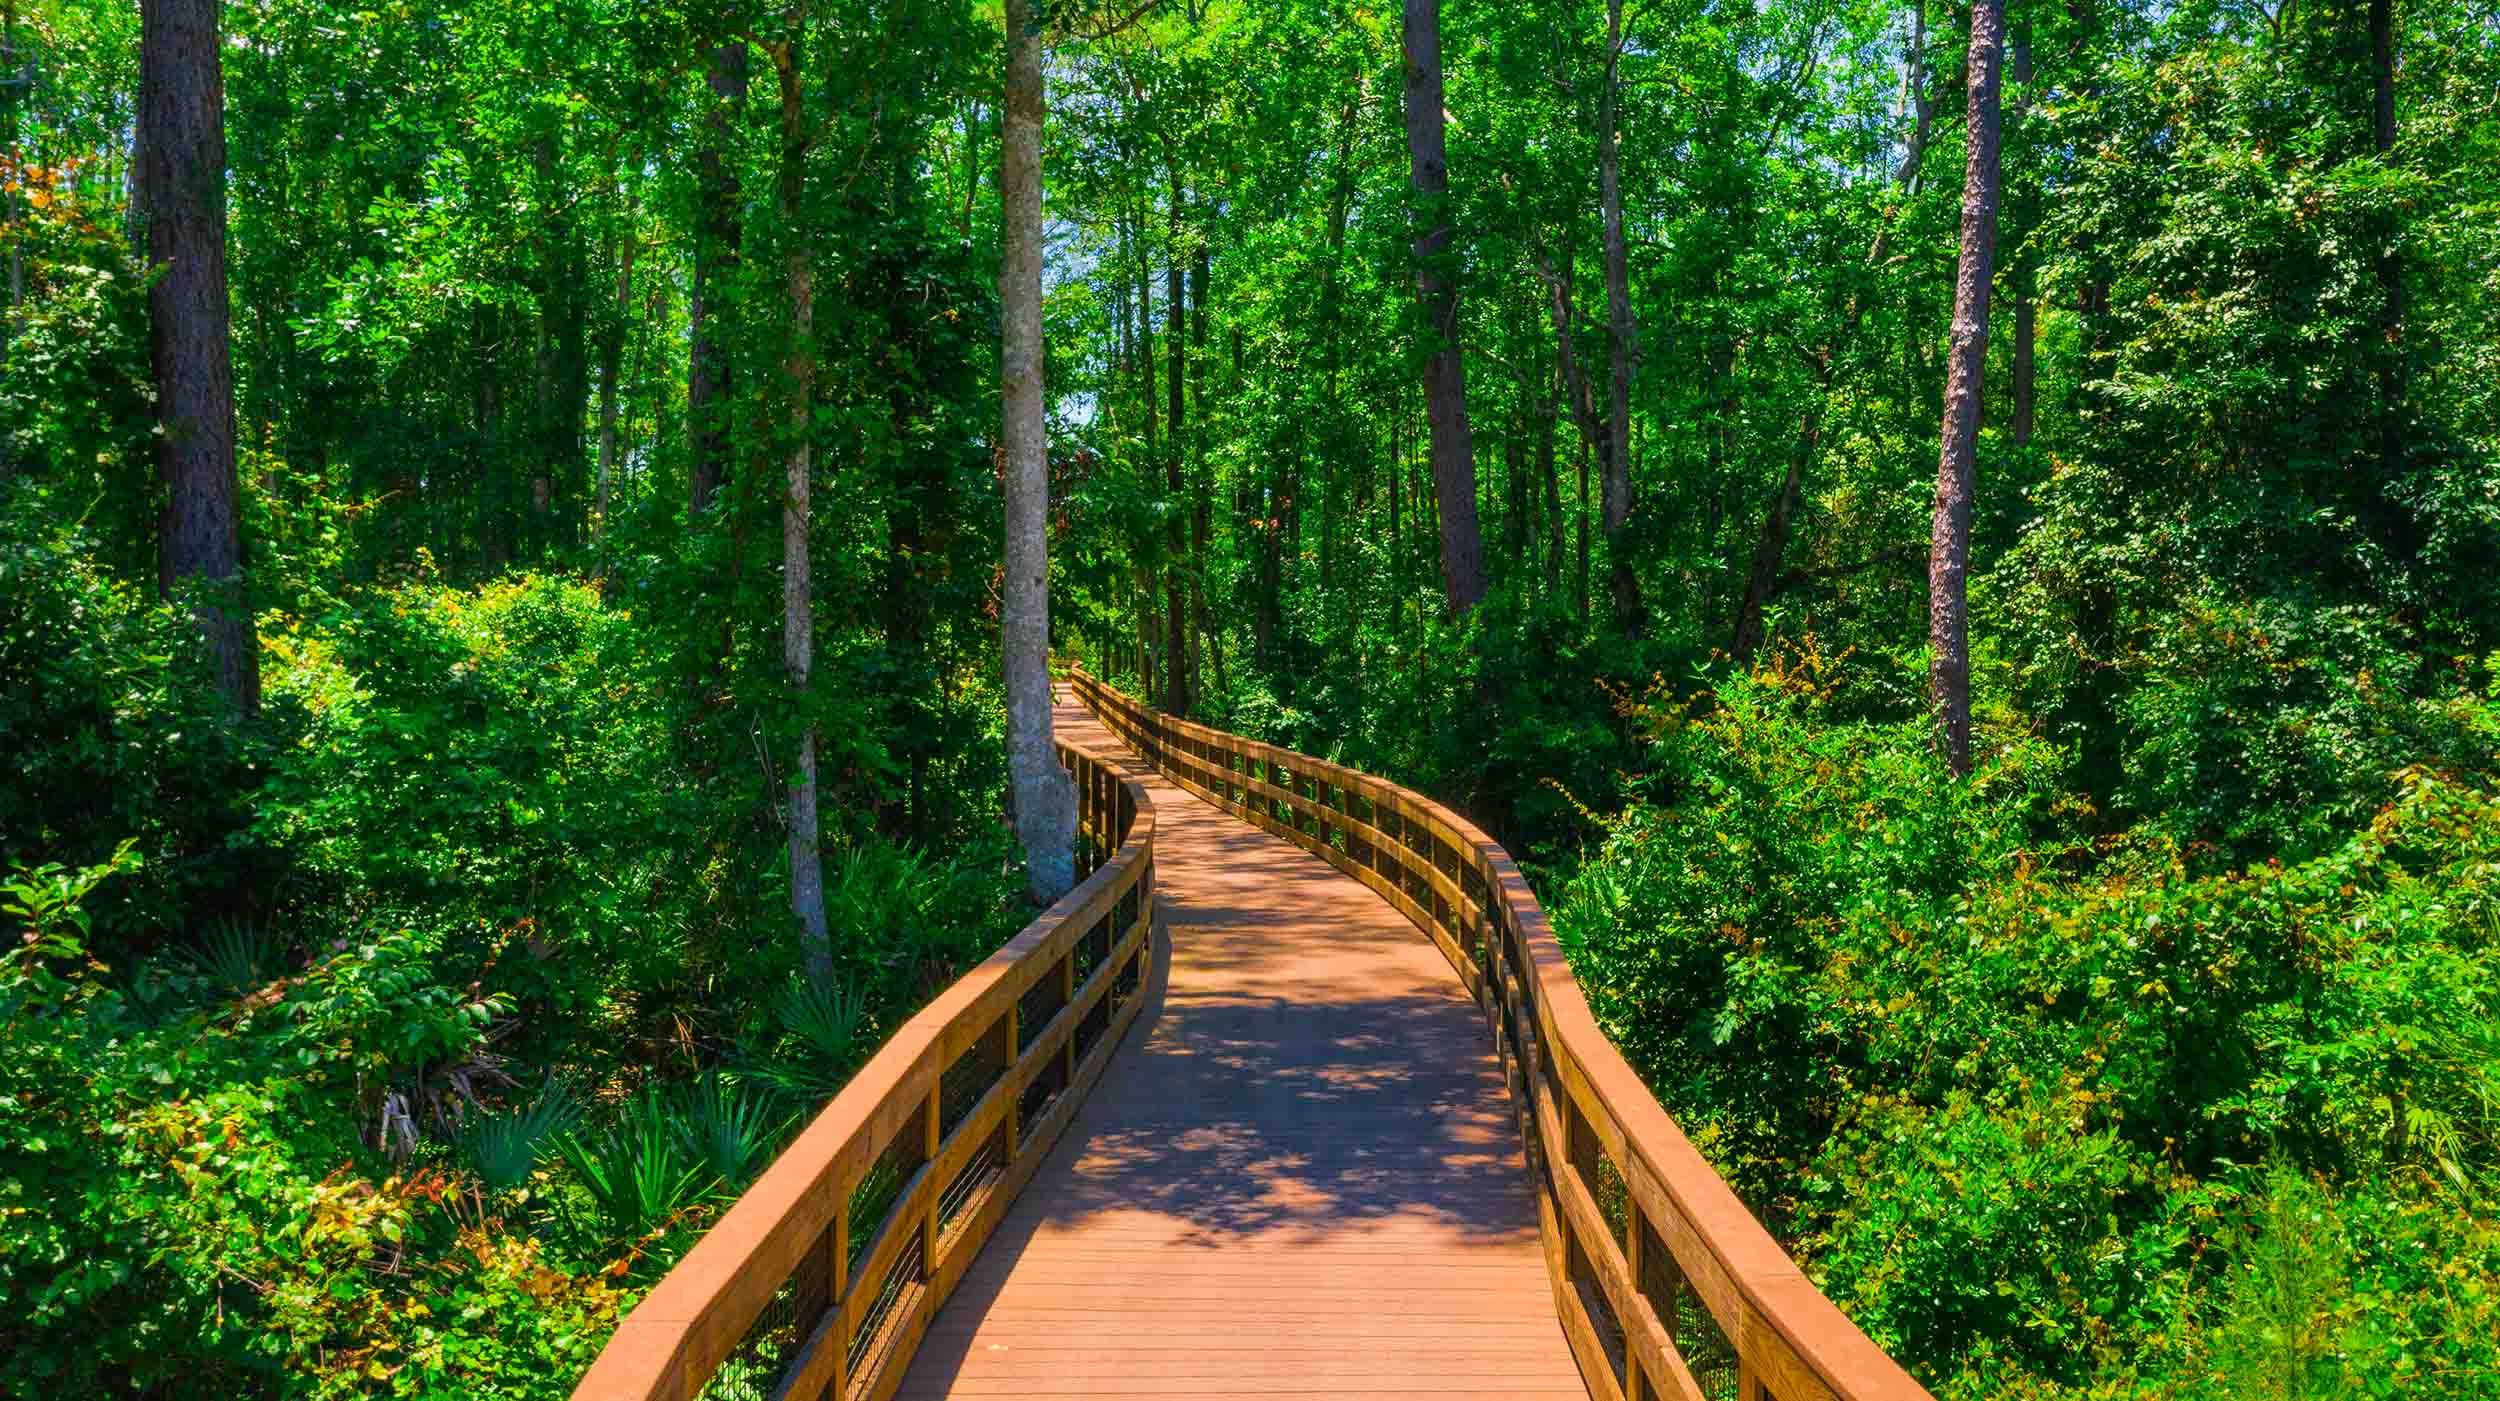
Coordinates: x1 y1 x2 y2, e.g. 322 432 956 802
1553 652 2500 1395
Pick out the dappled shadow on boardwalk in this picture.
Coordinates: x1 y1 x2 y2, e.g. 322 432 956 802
896 700 1581 1400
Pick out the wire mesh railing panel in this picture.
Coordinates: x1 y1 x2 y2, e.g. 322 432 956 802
843 1231 928 1386
694 1232 826 1401
1073 985 1113 1064
1072 911 1111 985
1016 970 1066 1055
1570 1234 1630 1394
939 1027 1006 1140
844 1130 925 1278
937 1124 1007 1243
1017 1046 1068 1130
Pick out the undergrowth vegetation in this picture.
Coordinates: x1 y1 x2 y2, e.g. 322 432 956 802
0 489 1025 1397
1546 647 2500 1399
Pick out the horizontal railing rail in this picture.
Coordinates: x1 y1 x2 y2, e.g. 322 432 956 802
574 734 1157 1401
1070 666 1932 1401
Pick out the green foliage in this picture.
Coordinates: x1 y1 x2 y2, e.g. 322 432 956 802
8 0 2496 1388
1555 653 2500 1396
674 1073 784 1191
0 522 1023 1395
0 480 274 940
0 163 155 570
462 1080 583 1194
557 1086 707 1242
756 974 876 1100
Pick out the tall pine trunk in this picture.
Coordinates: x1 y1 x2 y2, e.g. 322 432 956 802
1598 0 1640 633
1401 0 1485 617
1927 0 2006 777
1164 177 1189 717
141 0 257 713
771 20 830 978
1001 0 1077 904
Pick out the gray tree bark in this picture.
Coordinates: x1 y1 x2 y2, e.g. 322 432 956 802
142 0 258 713
1927 0 2006 777
1401 0 1485 617
771 20 830 978
1001 0 1078 904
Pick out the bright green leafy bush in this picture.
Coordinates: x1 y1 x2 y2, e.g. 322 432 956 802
1554 655 2500 1398
0 538 1027 1396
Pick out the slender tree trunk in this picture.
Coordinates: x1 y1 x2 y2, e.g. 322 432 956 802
1001 0 1077 904
1189 242 1210 703
1401 0 1485 617
2369 0 2405 482
1901 2 1934 190
1541 361 1564 585
1740 6 1942 644
689 41 746 518
2009 22 2035 446
1577 436 1591 621
1928 0 2006 777
593 197 638 564
769 24 829 980
1164 177 1190 716
141 0 258 713
1598 0 1641 632
3 0 22 444
1731 405 1814 663
1132 200 1157 459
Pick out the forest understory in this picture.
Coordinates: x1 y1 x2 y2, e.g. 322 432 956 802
3 0 2497 1396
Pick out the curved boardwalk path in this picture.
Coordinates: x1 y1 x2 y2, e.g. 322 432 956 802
896 693 1584 1400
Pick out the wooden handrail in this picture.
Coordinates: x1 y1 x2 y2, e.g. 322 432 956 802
1069 667 1934 1401
574 734 1158 1401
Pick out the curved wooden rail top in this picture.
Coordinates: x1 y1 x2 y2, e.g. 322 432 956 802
1068 667 1933 1401
575 734 1156 1401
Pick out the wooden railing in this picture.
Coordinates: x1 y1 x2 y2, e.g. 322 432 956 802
1069 667 1933 1401
574 736 1157 1401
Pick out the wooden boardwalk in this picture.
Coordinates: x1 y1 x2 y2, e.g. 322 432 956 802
896 694 1585 1400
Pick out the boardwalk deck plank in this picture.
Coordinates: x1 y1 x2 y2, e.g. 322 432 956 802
896 695 1585 1401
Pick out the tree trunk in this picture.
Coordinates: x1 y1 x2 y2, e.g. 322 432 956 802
688 41 746 518
1901 2 1934 190
2009 21 2035 446
771 24 830 980
1598 0 1641 633
1001 0 1077 904
141 0 257 713
1189 242 1210 703
2369 0 2404 481
1401 0 1485 617
1540 361 1564 585
593 197 637 563
1132 202 1157 459
1577 435 1591 621
1927 0 2006 778
1742 0 1942 645
1731 406 1814 664
1164 177 1190 716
